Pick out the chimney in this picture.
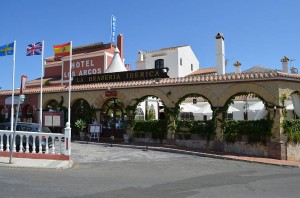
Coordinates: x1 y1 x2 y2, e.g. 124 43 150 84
138 51 144 62
125 64 131 71
281 56 289 73
233 61 241 74
216 33 225 75
117 34 124 62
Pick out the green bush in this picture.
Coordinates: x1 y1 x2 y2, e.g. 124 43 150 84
282 120 300 143
175 120 215 141
222 119 273 144
133 120 167 142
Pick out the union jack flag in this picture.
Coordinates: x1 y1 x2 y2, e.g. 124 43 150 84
26 42 43 56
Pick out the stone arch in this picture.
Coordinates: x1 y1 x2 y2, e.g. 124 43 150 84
175 93 213 107
71 92 96 107
94 93 105 108
218 83 276 107
100 98 127 138
94 88 172 108
71 98 94 125
284 90 300 102
93 91 128 110
172 85 219 107
129 94 165 121
222 92 269 121
43 94 61 110
121 88 174 107
45 99 59 111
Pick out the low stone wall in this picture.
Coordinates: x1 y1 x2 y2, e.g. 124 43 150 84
133 137 166 144
175 139 215 150
133 137 271 158
224 142 269 157
287 143 300 161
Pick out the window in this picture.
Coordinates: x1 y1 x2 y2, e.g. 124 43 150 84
180 58 182 66
135 108 144 120
227 113 233 120
191 64 193 71
147 105 156 120
180 112 194 121
155 59 164 69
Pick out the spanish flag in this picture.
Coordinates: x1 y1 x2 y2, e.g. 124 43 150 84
53 42 71 57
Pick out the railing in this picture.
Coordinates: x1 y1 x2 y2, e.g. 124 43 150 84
0 130 65 155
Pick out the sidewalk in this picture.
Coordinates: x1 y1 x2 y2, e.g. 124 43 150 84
1 141 300 169
0 157 73 169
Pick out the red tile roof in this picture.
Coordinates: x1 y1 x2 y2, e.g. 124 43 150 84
1 71 300 95
188 68 217 76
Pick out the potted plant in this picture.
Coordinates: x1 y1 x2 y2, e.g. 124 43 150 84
75 119 87 140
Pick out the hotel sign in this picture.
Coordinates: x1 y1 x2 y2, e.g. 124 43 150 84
72 68 169 85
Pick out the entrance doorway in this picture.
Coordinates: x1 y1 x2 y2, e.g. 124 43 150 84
101 98 126 138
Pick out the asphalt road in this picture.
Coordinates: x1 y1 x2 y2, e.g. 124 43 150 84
1 142 300 198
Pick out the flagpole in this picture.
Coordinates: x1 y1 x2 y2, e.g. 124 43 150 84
67 41 72 126
110 15 112 42
10 40 16 131
39 41 44 130
8 40 16 164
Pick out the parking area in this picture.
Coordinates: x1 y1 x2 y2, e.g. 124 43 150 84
71 142 198 163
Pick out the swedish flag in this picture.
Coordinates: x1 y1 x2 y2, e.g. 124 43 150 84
0 42 14 56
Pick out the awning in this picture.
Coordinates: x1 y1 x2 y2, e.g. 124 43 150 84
227 106 240 113
179 103 201 113
248 101 264 111
194 104 212 115
194 105 239 115
286 103 294 110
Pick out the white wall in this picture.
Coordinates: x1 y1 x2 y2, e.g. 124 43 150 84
135 46 199 78
177 46 199 77
231 101 263 121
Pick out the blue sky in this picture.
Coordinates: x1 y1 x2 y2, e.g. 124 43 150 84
1 0 300 90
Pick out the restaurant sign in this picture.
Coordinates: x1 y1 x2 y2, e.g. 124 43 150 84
72 68 169 85
105 90 117 97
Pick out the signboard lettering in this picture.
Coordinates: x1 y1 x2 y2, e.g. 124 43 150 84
72 68 169 85
105 91 117 97
63 56 104 80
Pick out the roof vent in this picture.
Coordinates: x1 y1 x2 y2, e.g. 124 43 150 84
290 67 298 74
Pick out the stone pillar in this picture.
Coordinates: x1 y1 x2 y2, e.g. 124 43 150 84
167 115 175 139
268 107 287 160
213 111 224 151
166 107 176 145
125 110 134 137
